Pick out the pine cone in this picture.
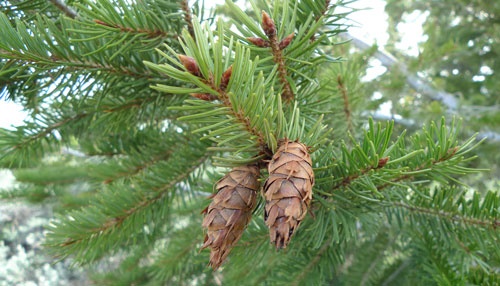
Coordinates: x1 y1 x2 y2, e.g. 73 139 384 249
201 165 260 269
263 139 314 249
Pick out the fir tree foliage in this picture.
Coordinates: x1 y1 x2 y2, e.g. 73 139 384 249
0 0 499 284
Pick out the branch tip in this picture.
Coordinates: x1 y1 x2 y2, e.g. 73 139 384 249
279 33 295 50
261 11 276 37
178 55 201 77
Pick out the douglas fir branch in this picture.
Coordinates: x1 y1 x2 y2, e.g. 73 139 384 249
1 0 496 284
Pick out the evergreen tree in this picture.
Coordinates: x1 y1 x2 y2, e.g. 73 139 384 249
0 0 499 285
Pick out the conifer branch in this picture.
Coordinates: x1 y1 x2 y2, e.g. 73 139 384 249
58 153 210 251
104 155 209 232
203 69 269 157
328 118 475 196
391 201 500 229
0 50 156 81
93 19 174 39
373 147 460 191
3 95 168 162
310 0 331 41
332 157 389 190
49 0 78 19
318 0 331 21
13 113 88 150
101 151 174 184
180 0 195 39
262 11 294 103
3 1 493 282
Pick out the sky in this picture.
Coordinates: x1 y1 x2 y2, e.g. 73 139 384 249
344 0 388 46
0 100 26 129
0 0 406 130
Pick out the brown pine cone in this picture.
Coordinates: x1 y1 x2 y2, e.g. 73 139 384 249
263 139 314 249
201 165 260 269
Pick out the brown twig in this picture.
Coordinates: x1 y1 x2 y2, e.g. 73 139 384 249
262 11 294 103
337 75 353 134
331 157 389 190
94 19 172 39
180 0 195 39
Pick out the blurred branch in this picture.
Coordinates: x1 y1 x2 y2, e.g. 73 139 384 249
340 32 459 111
49 0 78 19
343 33 500 143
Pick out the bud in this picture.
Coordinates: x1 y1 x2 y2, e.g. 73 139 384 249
279 33 294 50
247 37 270 48
178 55 201 77
377 157 389 168
261 11 276 37
220 65 233 91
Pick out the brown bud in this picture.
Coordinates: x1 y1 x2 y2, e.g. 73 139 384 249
178 55 201 77
377 157 389 168
279 33 294 50
219 65 233 91
261 11 276 37
191 93 218 101
247 37 270 48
